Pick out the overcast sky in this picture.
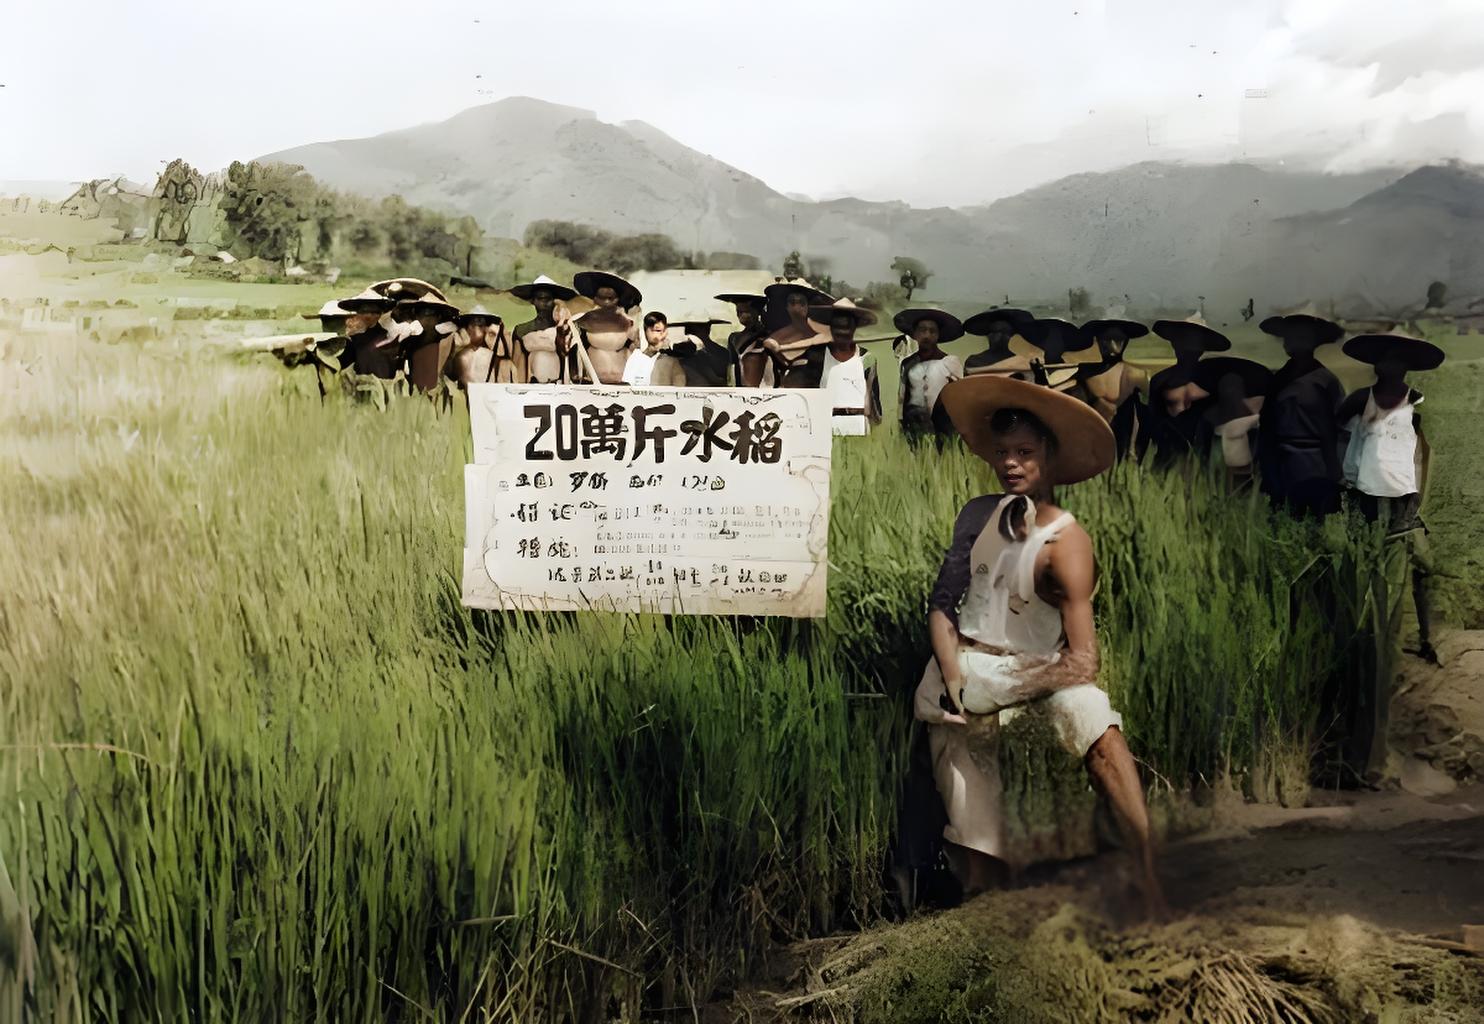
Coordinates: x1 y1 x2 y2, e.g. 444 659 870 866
2 0 1480 206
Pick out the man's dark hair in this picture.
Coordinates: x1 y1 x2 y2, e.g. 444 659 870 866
643 311 668 330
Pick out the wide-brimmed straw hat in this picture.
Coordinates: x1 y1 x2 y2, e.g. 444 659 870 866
764 279 832 305
1029 317 1096 354
1260 303 1344 345
715 292 767 309
1343 330 1445 371
573 270 642 309
809 297 878 328
455 304 501 326
1080 318 1150 343
893 307 964 343
303 299 352 320
1194 357 1274 396
1152 314 1231 352
962 307 1036 337
371 277 449 303
941 375 1116 485
337 286 397 314
671 311 730 329
509 274 577 302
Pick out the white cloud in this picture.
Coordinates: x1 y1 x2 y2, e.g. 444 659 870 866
0 0 1478 205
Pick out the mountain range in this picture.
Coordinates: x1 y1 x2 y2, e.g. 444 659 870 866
262 97 1483 312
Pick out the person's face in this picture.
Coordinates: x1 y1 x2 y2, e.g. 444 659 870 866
689 323 714 342
645 320 668 347
532 288 556 317
1218 374 1246 402
466 321 489 347
1281 324 1319 358
1174 338 1205 361
346 312 380 336
1099 327 1129 359
829 314 856 344
786 293 809 323
912 319 940 347
986 319 1014 348
594 286 620 311
320 315 349 335
736 303 759 329
988 423 1050 496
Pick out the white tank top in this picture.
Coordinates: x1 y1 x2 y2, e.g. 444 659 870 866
957 499 1073 656
1343 389 1420 498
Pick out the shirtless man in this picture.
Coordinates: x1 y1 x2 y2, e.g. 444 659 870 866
761 280 830 388
717 292 770 387
448 305 515 386
1077 318 1151 459
510 275 578 384
573 271 642 384
962 308 1037 377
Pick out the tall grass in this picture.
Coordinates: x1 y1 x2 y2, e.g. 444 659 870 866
1 334 1394 1020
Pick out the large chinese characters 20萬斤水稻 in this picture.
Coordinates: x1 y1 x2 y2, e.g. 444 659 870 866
463 385 832 616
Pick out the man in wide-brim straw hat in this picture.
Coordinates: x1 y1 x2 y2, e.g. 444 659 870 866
717 291 770 387
390 294 461 393
1077 316 1151 459
1195 356 1273 487
894 308 964 442
808 297 882 435
1147 314 1230 466
509 275 580 384
962 307 1037 378
449 304 520 386
336 286 400 378
1256 303 1346 518
660 311 734 387
911 375 1163 914
1338 329 1446 672
761 279 833 388
572 271 642 384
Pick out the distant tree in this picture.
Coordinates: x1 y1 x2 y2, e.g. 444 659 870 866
151 158 204 245
891 256 934 299
220 161 321 263
1241 297 1255 322
863 281 906 308
1068 286 1091 315
782 250 803 278
704 251 761 271
1426 281 1448 309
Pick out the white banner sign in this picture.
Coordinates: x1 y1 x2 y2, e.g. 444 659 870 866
463 384 831 617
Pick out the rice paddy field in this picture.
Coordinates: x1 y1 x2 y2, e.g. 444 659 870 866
3 235 1483 1021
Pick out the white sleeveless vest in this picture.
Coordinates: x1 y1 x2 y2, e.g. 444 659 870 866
1343 390 1420 498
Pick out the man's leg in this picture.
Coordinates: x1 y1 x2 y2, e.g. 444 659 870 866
1084 726 1167 916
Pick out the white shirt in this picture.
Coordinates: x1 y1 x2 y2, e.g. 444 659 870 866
820 349 869 436
1343 389 1421 497
621 348 658 387
903 354 963 420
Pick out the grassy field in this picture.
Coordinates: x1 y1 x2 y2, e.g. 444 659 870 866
2 231 1482 1019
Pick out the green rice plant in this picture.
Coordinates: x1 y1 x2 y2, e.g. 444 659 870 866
0 335 1408 1021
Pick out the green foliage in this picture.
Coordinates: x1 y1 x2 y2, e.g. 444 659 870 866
0 331 1419 1020
220 160 320 263
523 219 686 275
891 256 934 291
697 250 761 271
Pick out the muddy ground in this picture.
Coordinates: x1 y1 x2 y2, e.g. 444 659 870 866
712 637 1484 1023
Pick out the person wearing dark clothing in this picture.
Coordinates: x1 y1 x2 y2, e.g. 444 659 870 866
666 313 735 387
717 293 770 387
1147 315 1230 468
962 307 1036 377
1256 309 1346 518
